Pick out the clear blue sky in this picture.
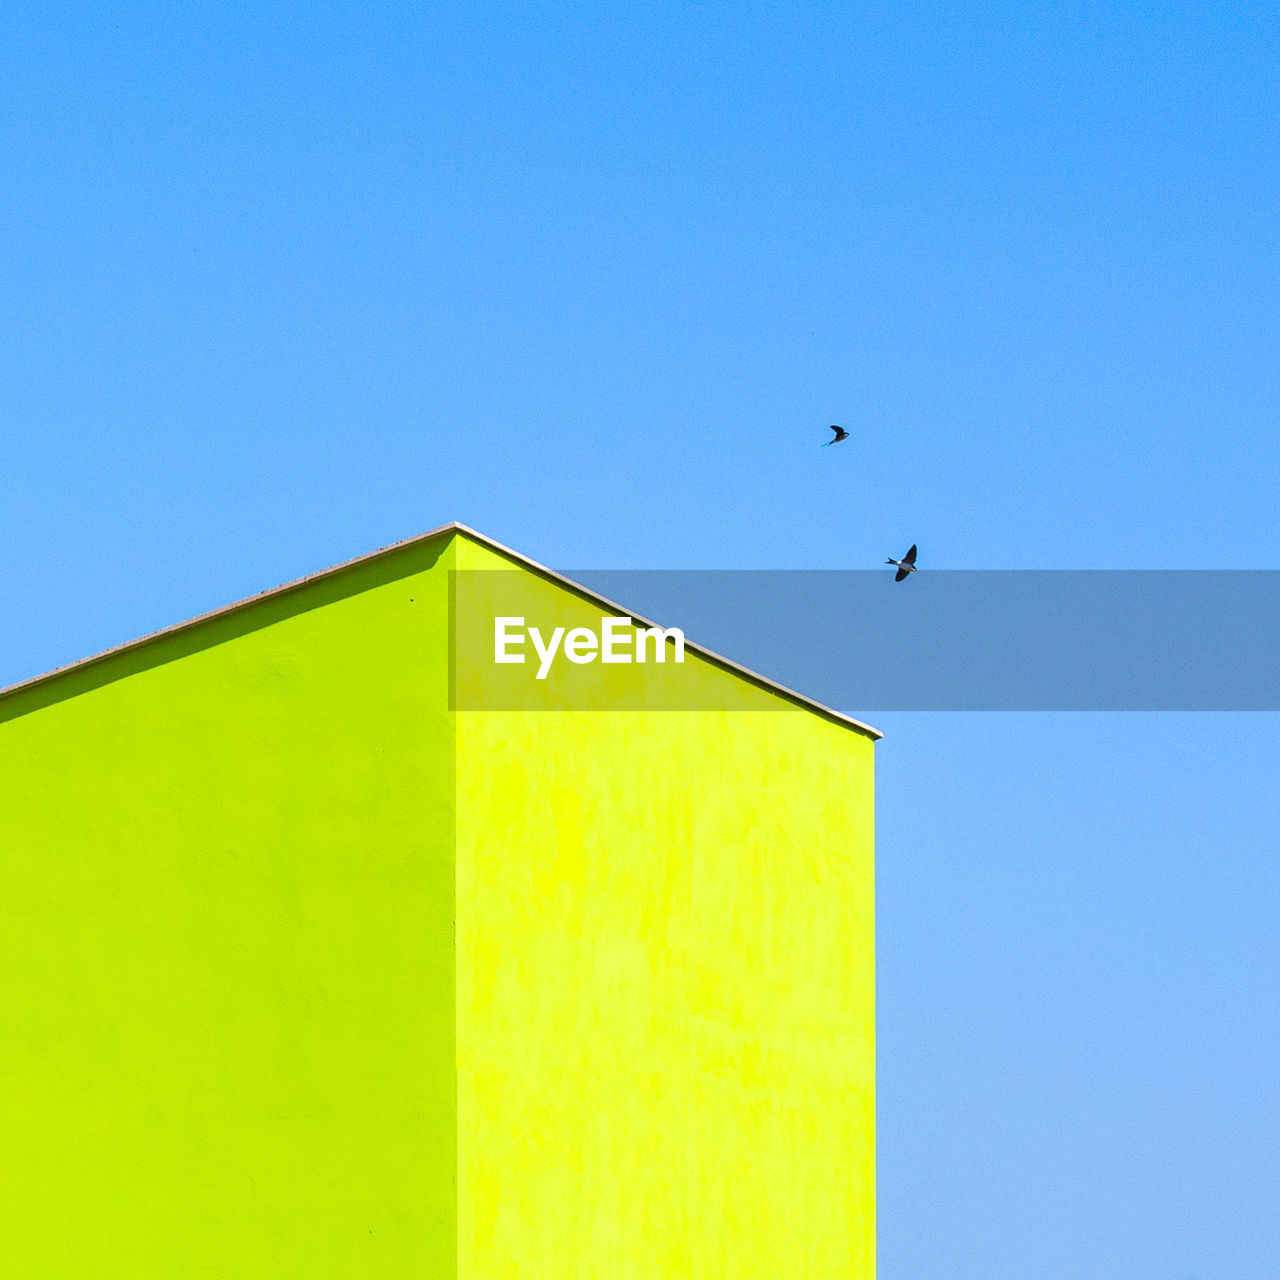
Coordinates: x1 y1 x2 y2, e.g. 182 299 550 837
3 3 1277 1274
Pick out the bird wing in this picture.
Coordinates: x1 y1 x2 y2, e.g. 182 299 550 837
829 425 844 440
903 544 917 564
895 566 910 582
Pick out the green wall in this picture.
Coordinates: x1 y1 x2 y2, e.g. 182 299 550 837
0 540 457 1277
0 527 876 1276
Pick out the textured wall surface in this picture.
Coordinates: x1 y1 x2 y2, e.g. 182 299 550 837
454 534 876 1279
0 527 875 1277
0 540 457 1277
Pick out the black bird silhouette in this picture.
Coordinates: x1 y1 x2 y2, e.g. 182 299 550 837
823 424 849 446
886 544 918 582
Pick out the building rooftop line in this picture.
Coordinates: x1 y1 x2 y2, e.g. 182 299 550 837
0 522 882 740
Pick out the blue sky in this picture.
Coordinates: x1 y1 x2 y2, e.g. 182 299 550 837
3 3 1278 1274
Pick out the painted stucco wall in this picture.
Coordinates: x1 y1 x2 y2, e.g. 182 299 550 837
0 526 876 1277
0 540 457 1277
453 535 876 1278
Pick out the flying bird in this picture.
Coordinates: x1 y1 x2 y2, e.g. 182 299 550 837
886 544 918 582
823 424 849 446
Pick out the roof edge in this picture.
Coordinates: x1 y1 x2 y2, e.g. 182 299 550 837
0 521 883 740
0 522 465 706
447 525 881 739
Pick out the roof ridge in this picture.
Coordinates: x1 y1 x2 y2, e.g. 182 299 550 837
0 523 881 739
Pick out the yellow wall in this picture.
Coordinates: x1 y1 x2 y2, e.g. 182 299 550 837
453 536 876 1278
0 527 876 1277
0 540 457 1277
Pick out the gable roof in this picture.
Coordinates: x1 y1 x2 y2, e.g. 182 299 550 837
0 522 881 740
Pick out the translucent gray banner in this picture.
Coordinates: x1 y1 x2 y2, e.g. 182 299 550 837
555 571 1280 711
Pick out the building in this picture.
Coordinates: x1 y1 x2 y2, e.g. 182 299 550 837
0 523 878 1278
